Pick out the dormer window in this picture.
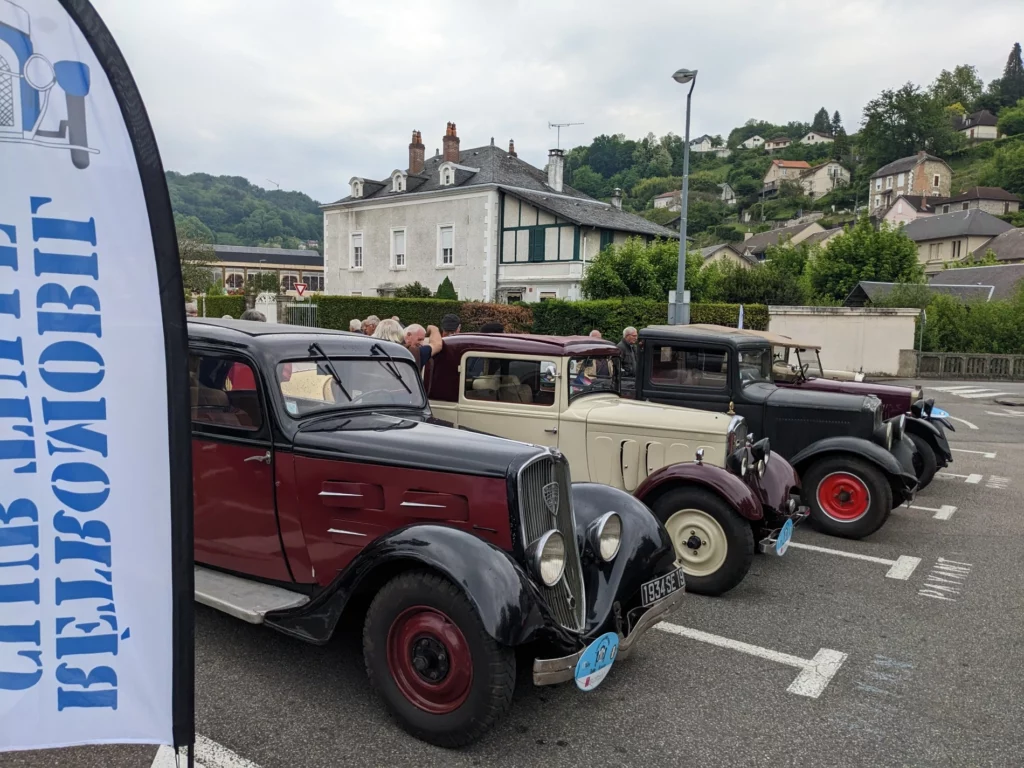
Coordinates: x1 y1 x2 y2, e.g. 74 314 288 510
444 172 451 185
391 170 407 193
438 162 456 187
350 178 364 198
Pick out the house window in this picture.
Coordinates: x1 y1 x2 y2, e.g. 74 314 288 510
351 291 362 296
539 291 557 302
874 195 881 208
393 175 405 192
1005 202 1011 214
599 230 614 251
962 202 970 211
952 240 962 260
280 272 300 292
942 205 950 214
439 225 454 266
528 228 546 262
505 292 523 303
933 174 941 187
886 176 893 189
875 179 882 191
928 243 939 261
225 271 245 292
391 229 406 269
351 233 363 270
444 171 451 185
302 274 324 292
897 172 905 187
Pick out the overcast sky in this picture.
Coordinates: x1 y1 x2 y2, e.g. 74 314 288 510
92 0 1024 204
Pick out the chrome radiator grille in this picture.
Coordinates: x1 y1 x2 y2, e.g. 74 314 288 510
518 454 585 632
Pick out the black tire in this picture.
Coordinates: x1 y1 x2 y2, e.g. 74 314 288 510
651 486 754 597
66 95 90 169
907 432 938 490
363 569 515 748
803 456 892 539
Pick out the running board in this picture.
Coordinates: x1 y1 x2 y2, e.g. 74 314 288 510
195 566 310 624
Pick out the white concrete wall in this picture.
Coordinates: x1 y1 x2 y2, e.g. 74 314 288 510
323 190 494 300
769 306 920 376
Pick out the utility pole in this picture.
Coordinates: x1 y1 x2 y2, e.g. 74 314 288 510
548 121 583 150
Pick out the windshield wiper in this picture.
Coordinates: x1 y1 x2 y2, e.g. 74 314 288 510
370 343 412 394
308 342 352 401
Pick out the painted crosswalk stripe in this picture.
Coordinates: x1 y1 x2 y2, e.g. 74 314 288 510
152 736 262 768
655 622 848 698
958 391 1014 399
931 385 985 392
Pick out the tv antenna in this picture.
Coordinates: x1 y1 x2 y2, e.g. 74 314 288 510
548 121 583 150
266 178 280 189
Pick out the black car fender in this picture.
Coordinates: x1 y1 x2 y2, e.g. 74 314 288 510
570 483 679 638
264 524 556 648
905 415 953 465
789 436 916 490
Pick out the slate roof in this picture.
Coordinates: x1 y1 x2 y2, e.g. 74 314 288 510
843 281 994 307
326 143 676 238
690 134 715 144
882 195 936 216
981 227 1024 262
766 135 791 143
740 222 818 255
699 243 758 265
209 244 324 268
869 152 949 180
943 186 1021 204
800 227 843 246
929 263 1024 301
954 109 998 130
901 209 1013 242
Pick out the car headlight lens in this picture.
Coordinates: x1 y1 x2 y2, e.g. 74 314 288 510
529 530 566 587
757 459 765 477
741 455 749 477
590 512 622 562
24 54 56 91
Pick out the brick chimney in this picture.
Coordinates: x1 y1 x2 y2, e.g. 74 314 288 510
508 139 517 157
408 130 425 174
611 188 623 210
443 122 460 163
547 148 565 193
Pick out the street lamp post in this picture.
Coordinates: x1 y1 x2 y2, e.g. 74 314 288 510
669 68 697 325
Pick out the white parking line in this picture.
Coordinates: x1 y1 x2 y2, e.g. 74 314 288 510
787 542 921 580
935 472 984 484
985 409 1024 418
951 448 996 459
931 385 985 392
152 736 261 768
909 504 958 520
958 391 1015 399
655 622 847 698
948 416 979 430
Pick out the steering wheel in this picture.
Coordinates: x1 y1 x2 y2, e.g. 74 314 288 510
739 368 759 384
797 363 810 382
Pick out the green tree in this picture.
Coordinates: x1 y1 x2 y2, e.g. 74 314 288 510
975 78 1004 114
831 111 843 136
867 282 933 308
176 218 216 295
859 83 964 168
686 198 729 235
929 65 984 110
582 238 689 300
394 282 433 298
436 276 459 300
944 248 1000 268
997 101 1024 136
1001 43 1024 107
807 217 924 302
567 165 608 198
986 143 1024 194
245 271 280 297
831 126 850 160
811 107 831 134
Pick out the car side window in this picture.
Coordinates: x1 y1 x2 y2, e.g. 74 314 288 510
648 344 729 390
463 356 556 406
189 352 264 430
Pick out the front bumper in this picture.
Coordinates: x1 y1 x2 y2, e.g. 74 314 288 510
532 586 685 686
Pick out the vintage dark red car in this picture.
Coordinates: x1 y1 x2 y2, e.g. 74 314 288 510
187 319 685 747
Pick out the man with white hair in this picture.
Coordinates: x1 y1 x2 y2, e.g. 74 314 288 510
404 323 443 370
618 326 638 378
349 318 363 332
362 315 380 336
589 329 602 339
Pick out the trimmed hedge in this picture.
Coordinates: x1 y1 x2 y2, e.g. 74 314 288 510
202 295 246 318
317 297 533 333
530 298 767 337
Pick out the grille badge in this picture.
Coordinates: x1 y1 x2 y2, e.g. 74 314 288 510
542 481 560 519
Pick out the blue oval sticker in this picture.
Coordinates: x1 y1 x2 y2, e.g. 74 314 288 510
930 406 950 419
574 632 619 692
776 518 794 556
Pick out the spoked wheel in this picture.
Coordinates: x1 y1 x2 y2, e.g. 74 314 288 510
652 487 753 597
364 570 515 747
804 457 891 539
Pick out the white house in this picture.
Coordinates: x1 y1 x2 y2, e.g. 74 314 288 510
764 135 793 152
653 190 680 211
322 124 677 304
689 134 715 152
800 131 833 145
741 135 764 150
954 110 1001 143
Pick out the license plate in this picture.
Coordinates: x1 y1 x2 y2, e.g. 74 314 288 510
640 567 685 607
776 518 794 556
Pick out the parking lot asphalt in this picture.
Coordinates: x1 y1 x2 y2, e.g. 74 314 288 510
8 380 1024 768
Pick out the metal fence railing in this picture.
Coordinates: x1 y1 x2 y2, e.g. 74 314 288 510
913 351 1024 380
280 301 318 328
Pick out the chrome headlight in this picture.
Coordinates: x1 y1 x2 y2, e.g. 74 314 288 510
528 530 566 587
589 512 622 562
757 459 765 477
741 454 749 477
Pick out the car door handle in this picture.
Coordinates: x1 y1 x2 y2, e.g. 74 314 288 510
244 451 271 465
544 428 558 434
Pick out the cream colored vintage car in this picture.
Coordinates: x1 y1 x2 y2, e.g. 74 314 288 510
425 333 806 597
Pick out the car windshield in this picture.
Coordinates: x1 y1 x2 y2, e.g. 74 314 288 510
277 357 425 418
567 356 619 400
738 347 772 385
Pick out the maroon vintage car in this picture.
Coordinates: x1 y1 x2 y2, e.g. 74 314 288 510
187 319 685 747
767 332 952 487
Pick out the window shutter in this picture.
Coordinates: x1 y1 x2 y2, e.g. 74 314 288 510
529 228 545 262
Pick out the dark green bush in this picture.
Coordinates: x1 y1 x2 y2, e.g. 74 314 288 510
317 297 461 331
202 295 246 318
531 298 766 337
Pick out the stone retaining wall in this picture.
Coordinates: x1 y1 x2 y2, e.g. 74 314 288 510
899 350 1024 379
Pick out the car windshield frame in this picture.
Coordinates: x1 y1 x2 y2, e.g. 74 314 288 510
275 354 426 419
737 346 773 386
567 355 620 402
794 347 824 378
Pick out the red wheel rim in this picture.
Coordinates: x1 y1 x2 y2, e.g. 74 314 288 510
386 606 473 715
816 472 871 522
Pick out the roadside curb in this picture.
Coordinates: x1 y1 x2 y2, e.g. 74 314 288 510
993 397 1024 407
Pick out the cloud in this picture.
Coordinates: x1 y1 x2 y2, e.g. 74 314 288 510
92 0 1024 202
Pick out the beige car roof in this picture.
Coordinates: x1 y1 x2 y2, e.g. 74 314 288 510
683 324 822 351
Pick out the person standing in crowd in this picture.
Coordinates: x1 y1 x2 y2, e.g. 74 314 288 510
362 315 380 336
589 329 602 339
371 318 404 344
349 319 362 332
240 309 266 322
479 322 504 333
618 326 638 378
441 313 461 337
185 302 198 318
404 323 443 370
